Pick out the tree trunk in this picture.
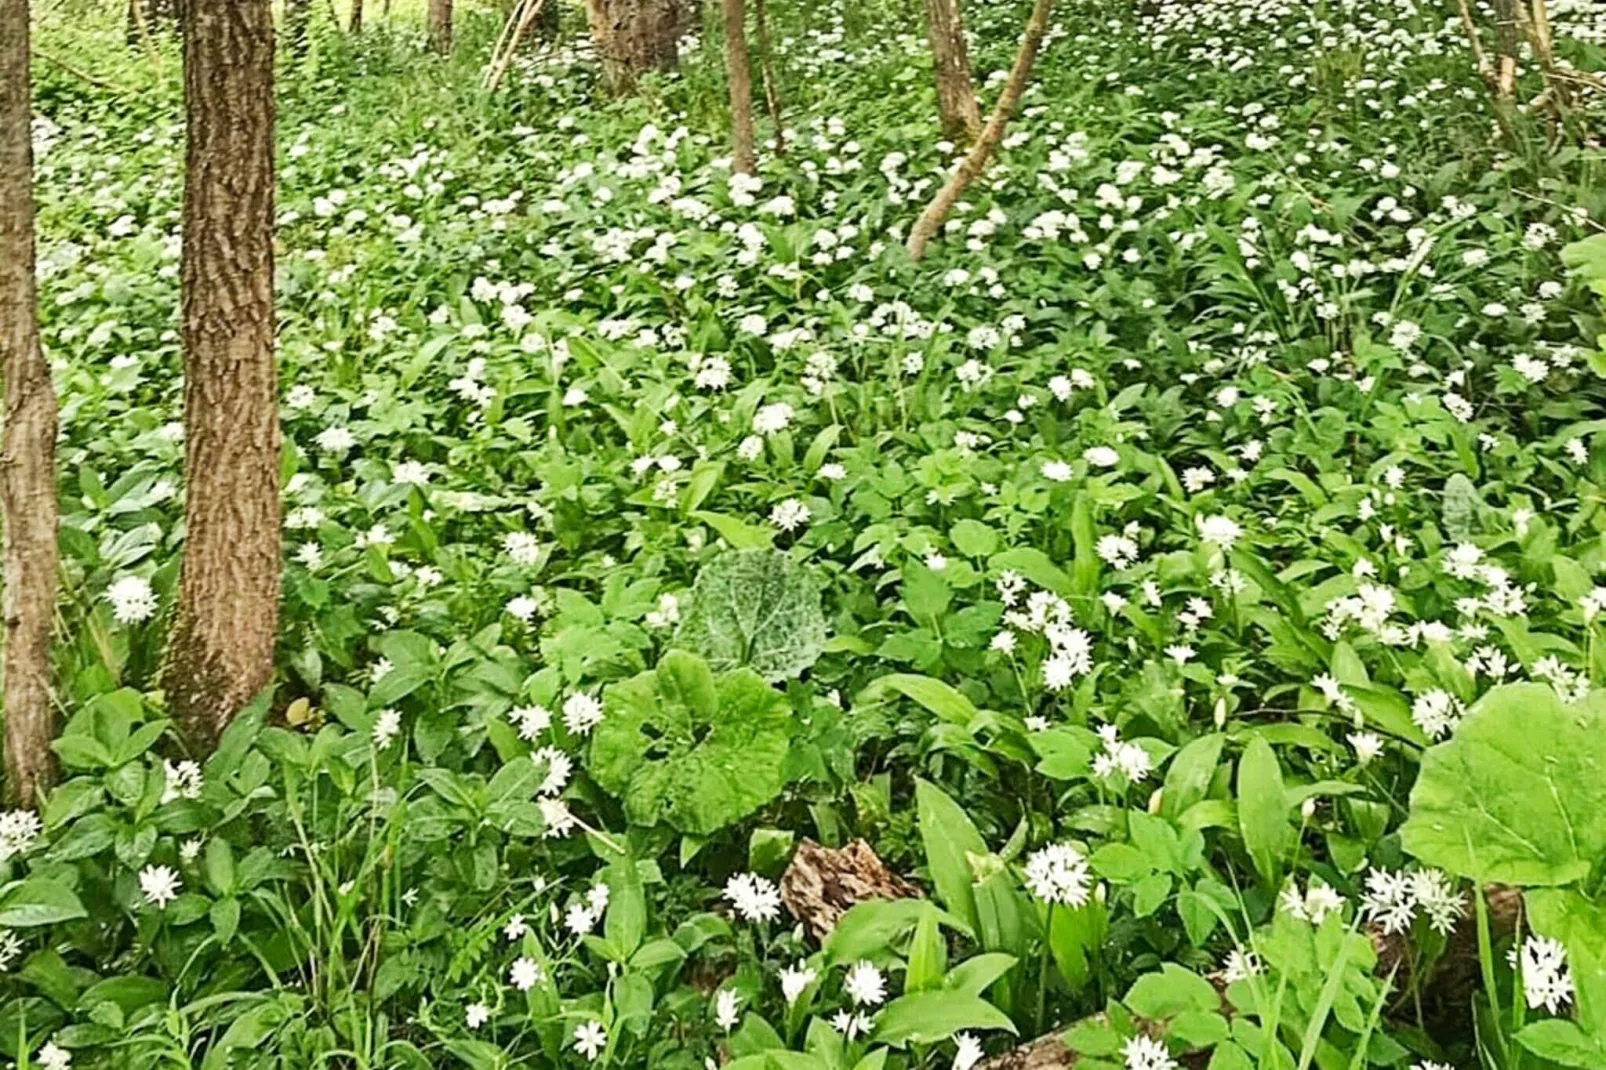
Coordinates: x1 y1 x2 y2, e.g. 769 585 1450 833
286 0 310 57
583 0 680 93
169 0 281 747
429 0 452 53
0 0 61 807
722 0 756 173
924 0 982 143
907 0 1052 262
1491 0 1519 99
753 0 783 154
349 0 363 33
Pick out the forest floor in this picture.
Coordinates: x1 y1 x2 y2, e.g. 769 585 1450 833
12 0 1606 1067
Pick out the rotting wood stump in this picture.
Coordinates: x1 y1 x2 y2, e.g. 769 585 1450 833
780 839 920 941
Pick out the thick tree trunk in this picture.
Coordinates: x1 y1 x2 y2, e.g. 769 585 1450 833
0 0 61 807
924 0 982 143
169 0 281 747
429 0 452 53
722 0 756 173
583 0 680 93
907 0 1052 262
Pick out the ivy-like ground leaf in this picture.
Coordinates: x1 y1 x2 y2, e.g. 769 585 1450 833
1401 683 1606 885
673 549 828 682
588 650 795 835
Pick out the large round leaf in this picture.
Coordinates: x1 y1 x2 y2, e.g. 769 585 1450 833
588 651 794 835
1401 683 1606 885
673 549 827 682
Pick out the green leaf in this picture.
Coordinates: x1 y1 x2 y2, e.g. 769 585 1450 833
988 548 1073 599
0 879 88 928
870 990 1016 1047
1514 1020 1606 1068
589 652 794 835
673 549 827 681
1237 738 1289 887
1125 964 1221 1018
943 953 1017 997
692 510 776 550
905 903 947 992
1163 733 1225 819
210 896 241 946
605 856 648 958
1401 683 1606 885
862 674 979 725
205 837 237 896
823 899 926 965
916 779 989 932
1048 900 1105 992
950 519 998 558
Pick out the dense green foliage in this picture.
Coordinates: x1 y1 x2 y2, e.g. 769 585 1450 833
8 0 1606 1067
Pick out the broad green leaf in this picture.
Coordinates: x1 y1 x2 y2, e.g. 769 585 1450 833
588 651 794 835
1237 738 1289 887
862 674 978 725
870 990 1016 1047
950 519 998 558
674 549 827 681
1163 733 1225 819
1125 964 1221 1019
605 856 647 958
905 903 947 992
0 879 87 928
1513 1020 1606 1068
823 899 969 964
916 779 989 931
1401 683 1606 885
943 952 1017 997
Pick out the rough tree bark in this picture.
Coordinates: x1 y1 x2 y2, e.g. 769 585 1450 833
168 0 281 747
907 0 1052 262
723 0 757 173
428 0 453 53
0 0 62 806
583 0 680 93
924 0 982 143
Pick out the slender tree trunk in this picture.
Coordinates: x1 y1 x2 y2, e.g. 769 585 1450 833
1491 0 1519 99
0 0 61 806
753 0 783 154
907 0 1052 262
583 0 680 93
924 0 982 143
169 0 281 746
349 0 363 33
286 0 310 58
723 0 756 173
429 0 453 53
